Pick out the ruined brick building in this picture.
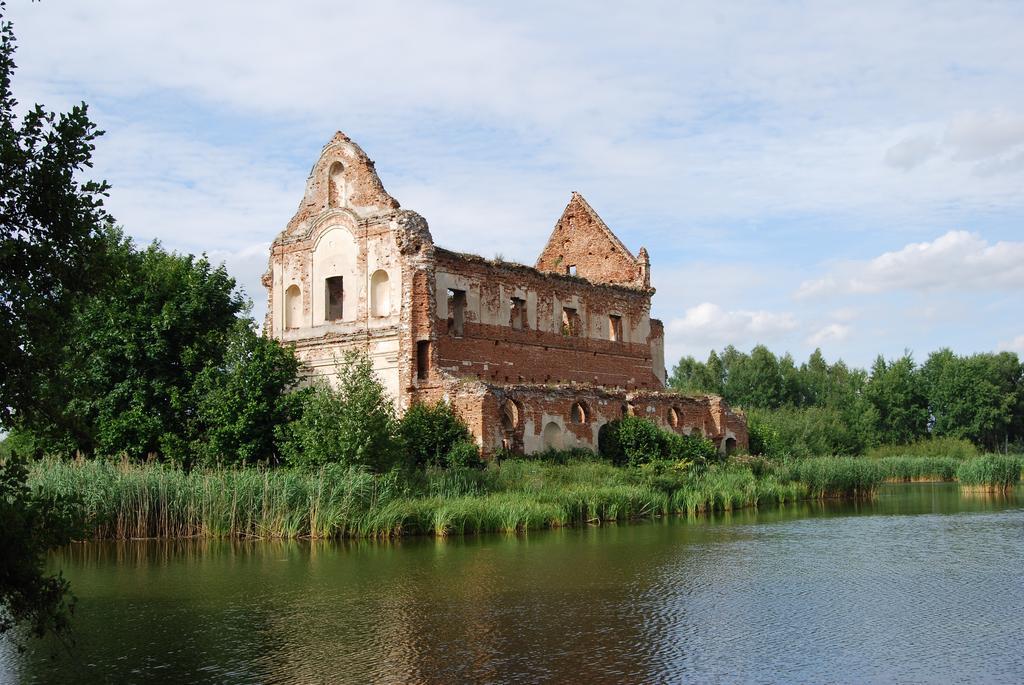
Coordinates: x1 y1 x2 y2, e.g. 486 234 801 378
263 133 748 457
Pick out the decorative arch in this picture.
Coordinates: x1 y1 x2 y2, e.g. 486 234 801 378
328 161 345 208
370 269 391 317
284 284 301 330
543 421 562 450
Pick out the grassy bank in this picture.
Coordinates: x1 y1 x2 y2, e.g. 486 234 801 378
28 453 1020 540
28 458 810 540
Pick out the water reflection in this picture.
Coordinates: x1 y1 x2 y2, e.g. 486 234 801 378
3 483 1023 684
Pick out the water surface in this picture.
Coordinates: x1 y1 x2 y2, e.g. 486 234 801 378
3 483 1023 684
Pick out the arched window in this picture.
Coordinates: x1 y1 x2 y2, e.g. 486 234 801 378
328 161 345 208
570 401 588 424
284 284 301 329
501 401 520 431
668 406 680 428
370 269 390 317
543 422 562 450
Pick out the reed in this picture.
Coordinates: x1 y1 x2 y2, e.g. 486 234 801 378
955 455 1023 491
875 456 961 482
778 457 885 498
27 455 910 541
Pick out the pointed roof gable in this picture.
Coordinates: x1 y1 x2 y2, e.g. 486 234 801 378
282 131 400 237
535 192 646 288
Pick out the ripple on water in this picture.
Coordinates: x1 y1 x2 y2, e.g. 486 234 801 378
3 484 1023 684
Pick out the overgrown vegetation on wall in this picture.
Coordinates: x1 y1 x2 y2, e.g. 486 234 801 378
671 345 1024 457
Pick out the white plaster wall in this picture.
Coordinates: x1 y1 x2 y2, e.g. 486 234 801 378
312 226 360 325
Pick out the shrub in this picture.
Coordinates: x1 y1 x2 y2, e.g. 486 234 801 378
600 416 718 467
446 441 483 469
746 405 877 459
599 416 663 466
276 351 400 471
397 401 472 469
865 437 979 461
665 431 719 463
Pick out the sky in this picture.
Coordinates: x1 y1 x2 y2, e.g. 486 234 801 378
7 1 1023 370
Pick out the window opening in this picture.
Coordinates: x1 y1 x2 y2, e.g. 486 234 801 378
416 341 430 380
567 264 577 276
447 288 466 336
609 314 623 342
561 307 580 336
325 276 344 321
510 297 527 330
570 401 588 424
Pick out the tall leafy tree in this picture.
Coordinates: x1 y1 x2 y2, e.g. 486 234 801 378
0 3 97 643
29 233 246 461
190 320 302 467
864 353 929 444
923 349 1022 451
0 3 111 426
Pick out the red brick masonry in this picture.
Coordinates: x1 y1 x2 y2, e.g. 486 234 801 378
264 132 748 457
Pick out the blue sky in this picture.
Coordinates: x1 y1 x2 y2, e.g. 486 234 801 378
8 1 1024 369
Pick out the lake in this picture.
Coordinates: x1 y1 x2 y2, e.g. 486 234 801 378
3 483 1023 684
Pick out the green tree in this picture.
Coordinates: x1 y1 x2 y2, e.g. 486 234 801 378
1 456 82 646
26 233 247 461
669 356 709 394
864 352 928 444
190 321 301 467
0 4 111 426
278 351 400 471
923 349 1022 451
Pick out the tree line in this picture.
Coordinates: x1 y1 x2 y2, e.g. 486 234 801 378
670 345 1024 458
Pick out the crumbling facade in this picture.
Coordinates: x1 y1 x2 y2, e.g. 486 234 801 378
263 132 747 457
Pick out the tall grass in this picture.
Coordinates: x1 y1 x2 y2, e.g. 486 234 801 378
776 458 885 498
29 453 958 541
876 456 961 482
955 455 1023 491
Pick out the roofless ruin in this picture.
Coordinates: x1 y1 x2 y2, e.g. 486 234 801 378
263 132 748 456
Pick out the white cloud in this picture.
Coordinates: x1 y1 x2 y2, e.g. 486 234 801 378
998 335 1024 354
5 0 1024 371
885 135 939 170
806 323 851 347
666 302 797 349
946 109 1024 162
829 307 860 322
797 230 1024 298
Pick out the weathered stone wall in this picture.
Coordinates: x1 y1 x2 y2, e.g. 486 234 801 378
535 192 649 288
449 382 747 457
264 131 747 457
432 249 665 389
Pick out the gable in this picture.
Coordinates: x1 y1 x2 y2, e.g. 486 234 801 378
535 192 643 287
